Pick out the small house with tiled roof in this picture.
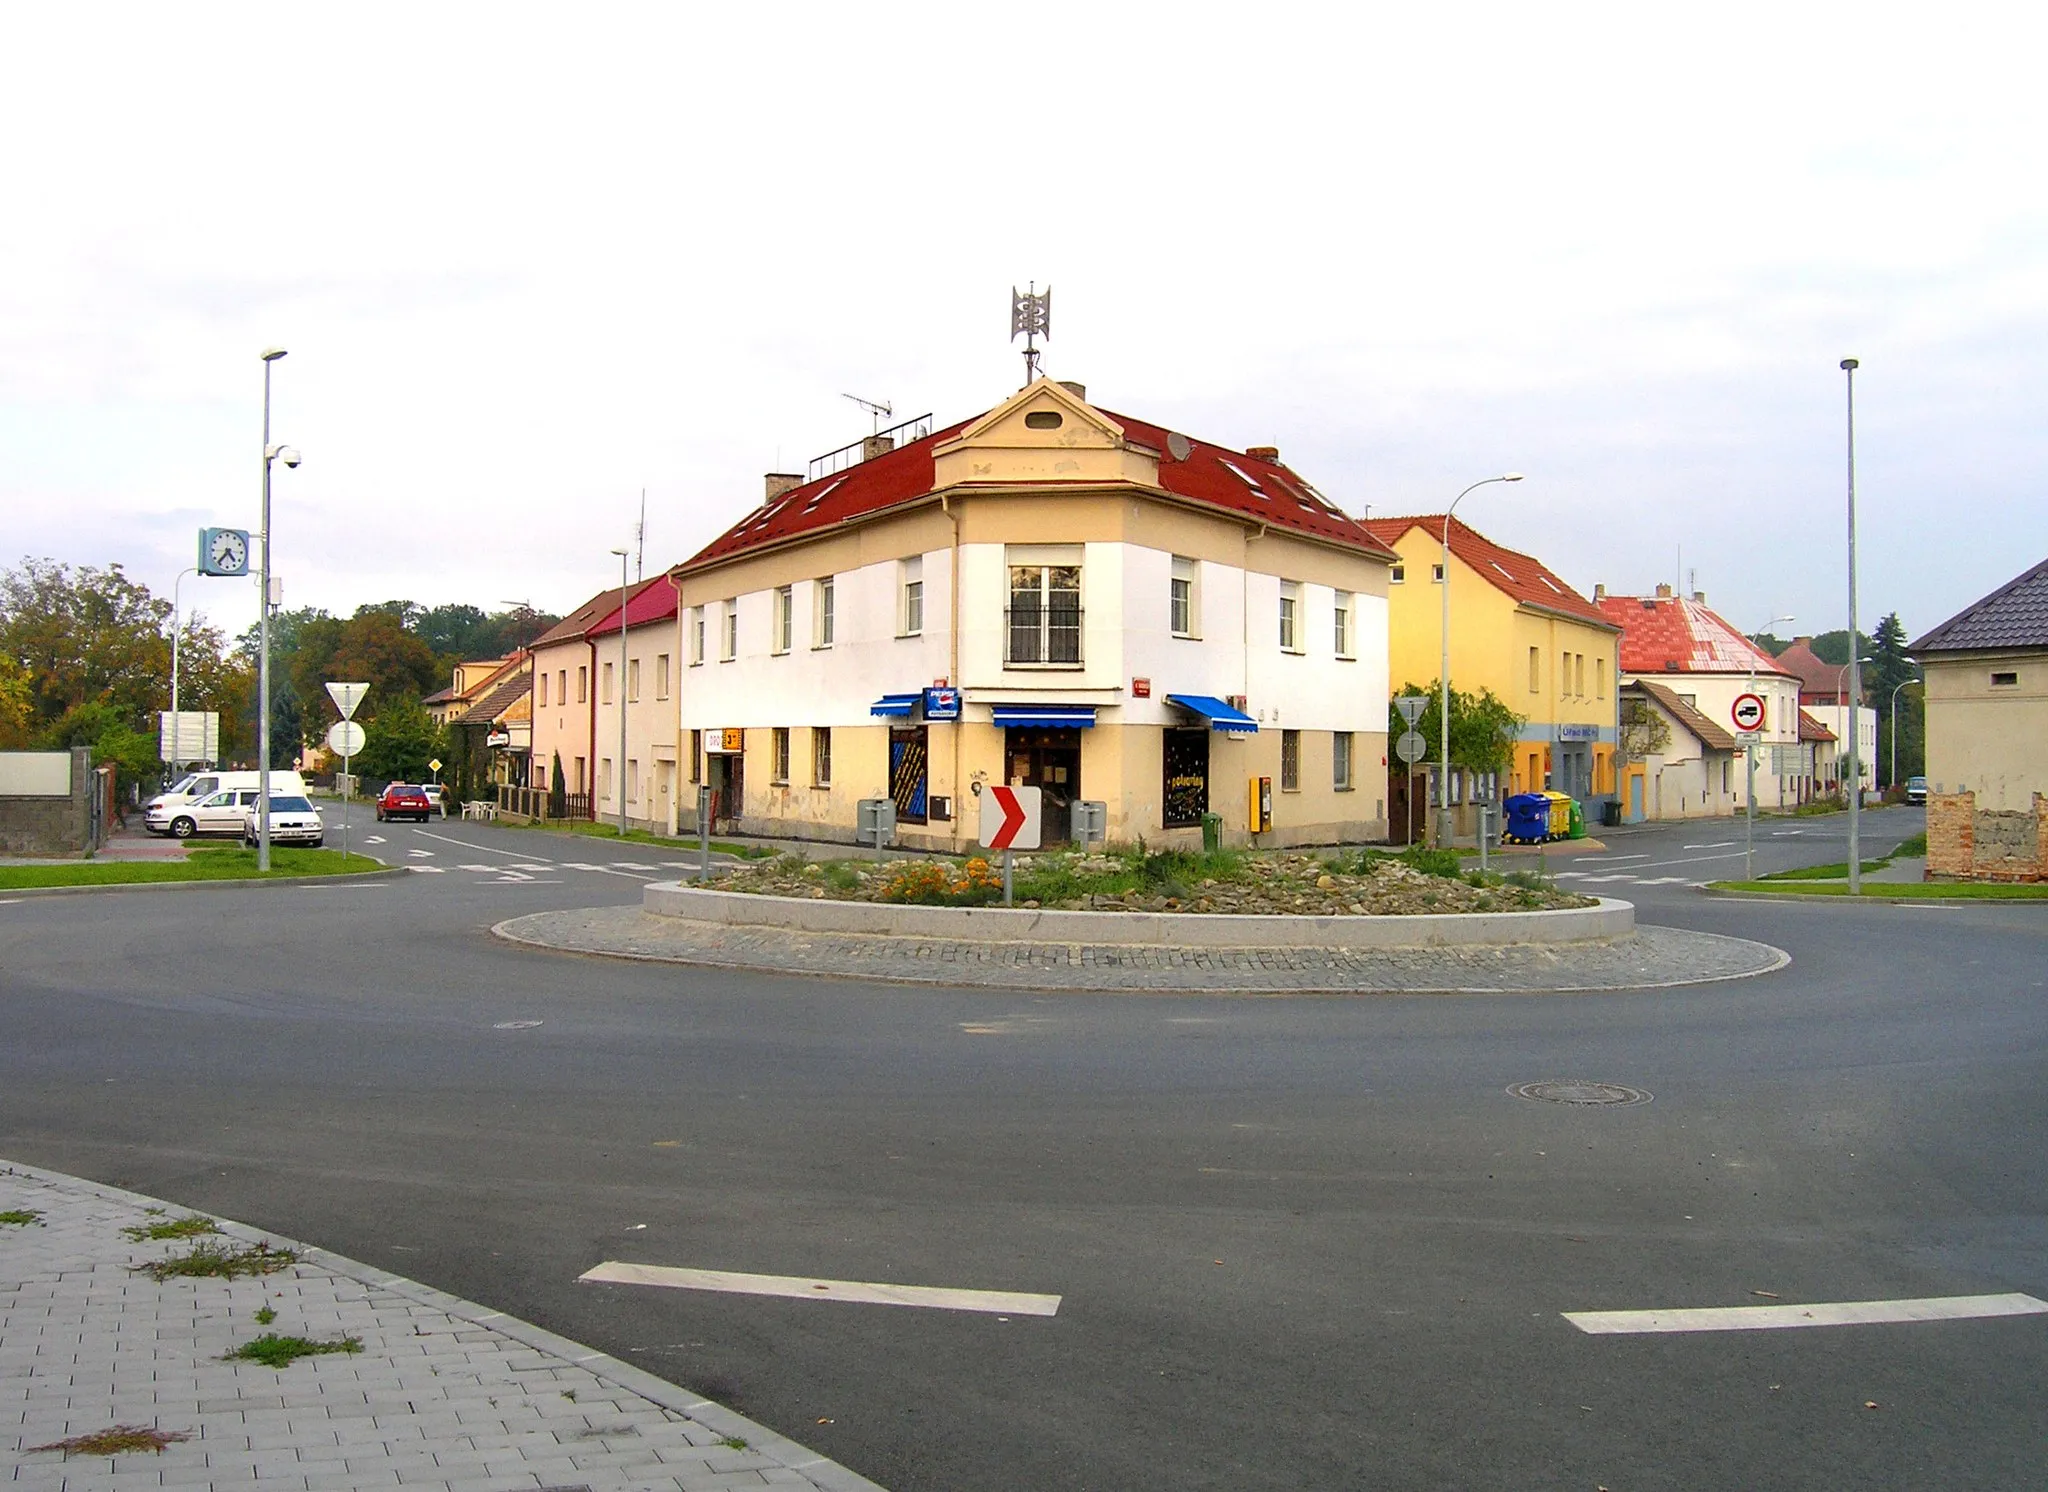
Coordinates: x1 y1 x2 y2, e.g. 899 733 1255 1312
667 376 1396 849
529 580 668 820
449 653 533 793
1597 585 1807 818
423 657 511 728
1769 635 1877 795
1911 556 2048 812
1360 514 1620 826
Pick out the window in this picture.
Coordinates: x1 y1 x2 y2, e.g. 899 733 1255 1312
1721 757 1731 794
627 758 640 805
1281 729 1301 792
773 585 793 653
689 730 700 783
1390 564 1406 584
558 669 567 704
1170 556 1198 638
599 757 613 802
1333 731 1354 791
1279 581 1302 653
626 658 640 702
538 672 548 708
1992 671 2019 686
900 556 924 636
601 661 614 704
1024 409 1064 430
1007 562 1082 665
1575 653 1586 698
577 666 588 704
1334 591 1353 658
721 599 737 661
772 728 790 784
814 576 834 648
813 727 832 787
573 756 586 793
1561 652 1571 698
1529 647 1540 693
690 606 705 665
1432 563 1445 583
656 654 670 699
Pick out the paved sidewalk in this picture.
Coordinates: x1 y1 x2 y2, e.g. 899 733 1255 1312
494 907 1789 994
1 1161 882 1492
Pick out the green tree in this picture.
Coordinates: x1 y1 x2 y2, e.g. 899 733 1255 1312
297 612 441 742
0 558 171 727
34 699 161 803
350 696 446 784
0 653 34 748
548 751 567 818
1388 682 1525 775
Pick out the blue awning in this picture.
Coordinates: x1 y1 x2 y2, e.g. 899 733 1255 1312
1167 693 1259 732
870 693 921 718
991 703 1098 730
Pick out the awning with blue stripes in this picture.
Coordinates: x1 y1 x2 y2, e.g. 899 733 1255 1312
1166 693 1259 732
869 693 921 718
990 703 1098 730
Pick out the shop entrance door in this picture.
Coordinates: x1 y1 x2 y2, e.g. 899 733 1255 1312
709 752 744 834
889 727 929 824
1005 727 1081 844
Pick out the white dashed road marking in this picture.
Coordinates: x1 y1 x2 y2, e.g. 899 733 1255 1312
407 865 447 874
1565 1292 2048 1335
362 834 386 844
1683 841 1741 850
563 862 659 879
580 1261 1061 1316
407 848 435 858
410 827 535 858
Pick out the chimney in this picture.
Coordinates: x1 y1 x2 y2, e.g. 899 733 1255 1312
1794 635 1813 646
1654 582 1673 599
1692 589 1707 604
1593 583 1606 601
1057 380 1087 401
860 434 895 463
1246 445 1280 463
764 472 803 502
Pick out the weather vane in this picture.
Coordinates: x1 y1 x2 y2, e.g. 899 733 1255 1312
1010 282 1051 385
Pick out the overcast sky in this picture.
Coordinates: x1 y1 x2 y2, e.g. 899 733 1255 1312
6 4 2044 649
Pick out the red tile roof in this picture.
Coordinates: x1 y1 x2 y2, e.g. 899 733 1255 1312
677 391 1395 573
587 576 678 639
1359 515 1614 628
1798 708 1837 743
532 587 631 650
1629 678 1738 751
1772 637 1855 704
1597 593 1795 678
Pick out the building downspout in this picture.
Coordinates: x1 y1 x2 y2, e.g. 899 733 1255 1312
943 492 963 851
668 572 685 837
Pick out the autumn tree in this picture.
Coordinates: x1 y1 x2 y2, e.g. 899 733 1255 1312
0 559 171 727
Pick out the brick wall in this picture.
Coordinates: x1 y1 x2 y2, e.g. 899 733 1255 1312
1926 792 1975 877
1926 789 2047 882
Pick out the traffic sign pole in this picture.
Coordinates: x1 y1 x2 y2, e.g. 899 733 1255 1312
1003 848 1013 907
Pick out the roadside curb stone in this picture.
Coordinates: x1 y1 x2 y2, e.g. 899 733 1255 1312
492 906 1790 994
0 1159 885 1492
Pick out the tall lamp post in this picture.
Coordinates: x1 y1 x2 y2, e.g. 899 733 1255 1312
1835 654 1873 797
1842 357 1863 893
168 565 198 775
1889 660 1918 792
256 347 299 872
610 548 630 837
1438 473 1523 847
1743 613 1795 883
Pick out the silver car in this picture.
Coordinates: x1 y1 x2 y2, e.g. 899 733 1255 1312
240 794 326 848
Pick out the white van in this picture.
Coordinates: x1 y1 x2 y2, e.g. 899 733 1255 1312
145 771 307 836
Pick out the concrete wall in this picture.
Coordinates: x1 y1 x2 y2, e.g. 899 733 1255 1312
0 748 96 855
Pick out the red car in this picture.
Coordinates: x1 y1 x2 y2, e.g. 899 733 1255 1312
375 783 433 822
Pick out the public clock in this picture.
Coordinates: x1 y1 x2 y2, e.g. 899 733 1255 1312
199 527 251 576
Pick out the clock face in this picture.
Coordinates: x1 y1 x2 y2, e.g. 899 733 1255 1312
206 529 248 574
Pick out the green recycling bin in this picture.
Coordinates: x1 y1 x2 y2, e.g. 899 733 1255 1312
1201 812 1223 853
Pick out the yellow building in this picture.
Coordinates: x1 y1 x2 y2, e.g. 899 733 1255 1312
1362 516 1621 831
1912 556 2048 812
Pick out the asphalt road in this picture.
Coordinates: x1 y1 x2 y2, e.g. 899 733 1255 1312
7 805 2047 1490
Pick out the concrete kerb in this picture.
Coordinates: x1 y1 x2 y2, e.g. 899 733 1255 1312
0 1156 886 1492
642 880 1636 948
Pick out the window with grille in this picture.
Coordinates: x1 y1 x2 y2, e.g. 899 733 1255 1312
1281 730 1301 792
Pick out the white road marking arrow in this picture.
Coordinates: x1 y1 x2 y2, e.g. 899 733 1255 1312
363 835 386 844
407 848 435 858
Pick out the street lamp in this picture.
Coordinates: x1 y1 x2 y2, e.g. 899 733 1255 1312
1835 654 1873 798
610 548 630 837
1842 357 1864 893
1744 613 1795 883
1438 473 1523 847
169 565 198 775
1889 659 1919 791
256 347 299 871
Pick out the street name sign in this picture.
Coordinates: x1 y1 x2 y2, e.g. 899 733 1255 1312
1731 693 1766 732
325 681 370 720
979 784 1042 851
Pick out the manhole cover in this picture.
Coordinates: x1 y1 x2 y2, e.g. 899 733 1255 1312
493 1020 544 1030
1508 1080 1651 1107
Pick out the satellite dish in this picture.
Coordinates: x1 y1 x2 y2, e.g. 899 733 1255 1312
1166 431 1192 462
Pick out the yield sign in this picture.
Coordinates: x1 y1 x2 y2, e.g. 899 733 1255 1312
326 681 370 720
979 784 1042 851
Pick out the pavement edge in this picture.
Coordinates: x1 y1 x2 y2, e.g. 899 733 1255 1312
0 1156 887 1492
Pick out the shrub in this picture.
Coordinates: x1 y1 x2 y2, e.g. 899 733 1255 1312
876 857 1004 906
1399 847 1463 879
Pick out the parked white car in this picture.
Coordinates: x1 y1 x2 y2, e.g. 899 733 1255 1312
153 787 261 839
145 771 308 834
240 794 325 848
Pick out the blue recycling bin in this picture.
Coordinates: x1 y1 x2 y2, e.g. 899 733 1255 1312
1502 792 1552 845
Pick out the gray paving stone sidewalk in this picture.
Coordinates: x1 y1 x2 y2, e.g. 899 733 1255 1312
495 907 1788 994
1 1161 883 1492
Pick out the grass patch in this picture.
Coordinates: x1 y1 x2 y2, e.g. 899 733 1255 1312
28 1425 191 1457
1709 880 2048 899
1894 831 1928 857
121 1215 219 1242
1 1208 43 1226
0 846 384 890
224 1332 363 1368
1759 858 1892 881
254 1306 277 1325
518 819 771 857
132 1240 297 1281
721 1435 751 1450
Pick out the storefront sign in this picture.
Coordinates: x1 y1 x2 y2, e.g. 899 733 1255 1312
1557 724 1600 742
1132 677 1152 698
924 687 961 721
708 728 744 754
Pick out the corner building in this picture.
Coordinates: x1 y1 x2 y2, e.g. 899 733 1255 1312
671 378 1396 850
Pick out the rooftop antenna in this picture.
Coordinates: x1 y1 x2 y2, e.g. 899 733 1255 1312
842 394 892 433
1011 282 1051 385
634 489 647 582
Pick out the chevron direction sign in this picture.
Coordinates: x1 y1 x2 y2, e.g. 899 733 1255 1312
979 785 1042 851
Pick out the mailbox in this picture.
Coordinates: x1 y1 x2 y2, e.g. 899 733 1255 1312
1249 776 1273 834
